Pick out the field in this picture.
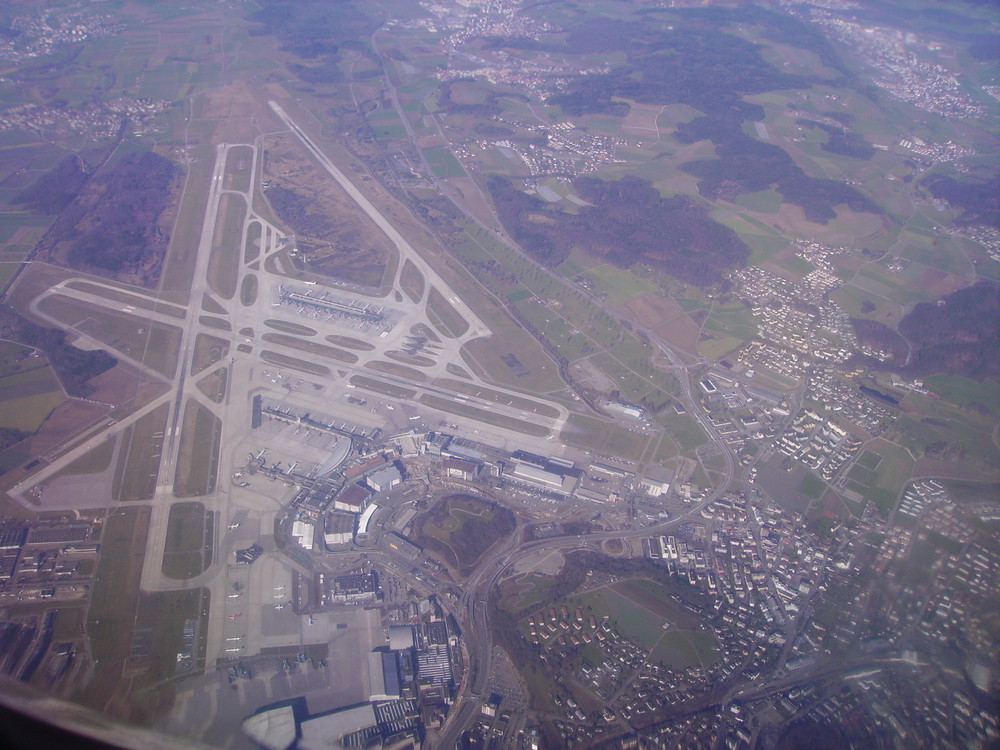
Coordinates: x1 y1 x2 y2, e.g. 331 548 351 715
239 273 258 306
348 375 417 401
260 332 358 364
78 506 151 715
0 354 65 433
541 578 720 672
244 220 262 264
844 439 915 514
64 281 186 319
112 403 169 502
207 192 247 301
190 333 229 376
259 350 330 377
400 259 425 303
560 413 649 461
426 287 470 338
264 319 317 336
161 501 215 579
366 359 427 382
173 400 222 498
224 145 254 193
325 334 375 351
422 146 465 178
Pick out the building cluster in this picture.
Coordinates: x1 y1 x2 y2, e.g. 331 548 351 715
421 430 668 505
787 4 987 120
624 479 999 747
897 135 976 169
0 96 171 142
0 520 98 603
458 121 625 186
0 8 123 65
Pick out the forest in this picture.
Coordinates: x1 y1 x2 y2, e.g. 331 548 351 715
33 150 179 286
676 116 881 223
922 173 1000 227
898 282 1000 380
488 175 751 288
796 120 876 161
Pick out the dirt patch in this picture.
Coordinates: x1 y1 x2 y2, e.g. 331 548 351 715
621 293 685 329
652 313 701 355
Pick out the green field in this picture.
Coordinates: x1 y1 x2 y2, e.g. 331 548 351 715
162 501 214 579
260 332 358 364
113 403 169 502
349 375 417 400
208 192 246 301
239 273 258 306
173 400 222 498
422 146 465 178
426 287 470 337
560 413 649 461
400 259 425 303
260 350 331 377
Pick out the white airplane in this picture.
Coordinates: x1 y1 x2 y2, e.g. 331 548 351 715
227 593 242 599
225 647 243 653
228 613 242 620
274 603 285 610
228 522 241 531
225 636 243 642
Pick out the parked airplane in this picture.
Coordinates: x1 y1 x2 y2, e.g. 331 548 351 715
228 613 242 620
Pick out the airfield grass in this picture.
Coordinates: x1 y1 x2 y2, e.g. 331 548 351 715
201 294 228 315
400 259 425 303
325 334 375 351
48 438 116 481
38 294 182 379
112 403 169 502
207 192 246 301
78 506 151 713
560 413 649 461
264 319 317 336
65 281 186 319
420 394 549 437
386 350 435 367
198 315 231 332
191 333 229 376
244 221 262 264
260 333 358 364
426 287 469 338
173 400 221 498
162 501 214 579
260 350 330 377
432 378 561 418
224 145 254 193
160 144 218 303
349 375 417 401
239 273 258 306
196 367 228 403
366 359 427 382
